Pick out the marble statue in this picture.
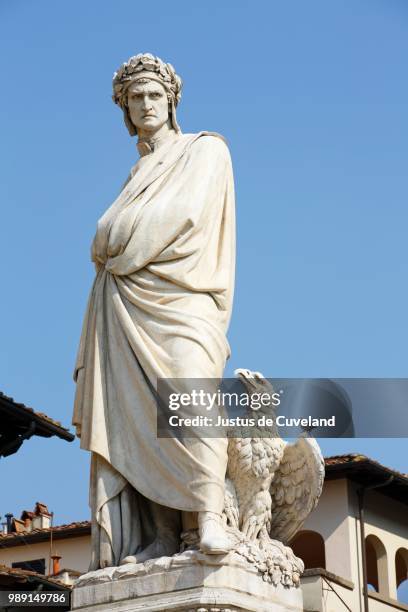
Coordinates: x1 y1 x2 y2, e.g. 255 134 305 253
72 53 236 570
72 54 325 609
222 369 325 584
225 370 325 546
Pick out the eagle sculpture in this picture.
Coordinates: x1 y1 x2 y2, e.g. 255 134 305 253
223 369 325 547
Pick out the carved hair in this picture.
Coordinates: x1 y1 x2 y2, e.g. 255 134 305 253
112 53 182 136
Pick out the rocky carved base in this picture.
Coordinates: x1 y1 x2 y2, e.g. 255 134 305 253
178 609 238 612
180 528 304 587
72 543 304 612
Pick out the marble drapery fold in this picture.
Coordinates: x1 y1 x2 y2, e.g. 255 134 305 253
72 132 235 566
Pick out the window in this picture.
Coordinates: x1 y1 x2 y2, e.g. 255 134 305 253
291 530 326 569
395 548 408 604
12 558 46 574
365 534 388 596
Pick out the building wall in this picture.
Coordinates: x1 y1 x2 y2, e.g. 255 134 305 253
348 482 408 602
302 573 356 612
0 535 91 574
301 477 408 611
302 478 353 580
302 573 407 612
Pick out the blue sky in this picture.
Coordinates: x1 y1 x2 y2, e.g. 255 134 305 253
1 0 407 554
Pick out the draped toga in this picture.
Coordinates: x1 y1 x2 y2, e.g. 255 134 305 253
72 131 235 567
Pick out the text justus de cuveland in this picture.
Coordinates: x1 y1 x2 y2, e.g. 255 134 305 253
167 414 336 428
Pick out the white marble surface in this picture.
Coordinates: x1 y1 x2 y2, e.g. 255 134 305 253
72 550 304 612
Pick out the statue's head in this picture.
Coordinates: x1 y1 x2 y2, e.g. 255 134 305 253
112 53 182 137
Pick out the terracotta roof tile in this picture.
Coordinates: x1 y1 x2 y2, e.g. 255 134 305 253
0 564 71 589
0 521 91 542
0 392 68 431
0 391 74 442
324 453 408 480
324 453 408 505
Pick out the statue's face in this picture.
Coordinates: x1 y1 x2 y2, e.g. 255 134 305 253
127 79 169 133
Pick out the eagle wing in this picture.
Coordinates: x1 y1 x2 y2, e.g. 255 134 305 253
269 435 325 544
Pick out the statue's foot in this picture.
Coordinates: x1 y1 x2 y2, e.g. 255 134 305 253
198 511 234 555
120 535 179 565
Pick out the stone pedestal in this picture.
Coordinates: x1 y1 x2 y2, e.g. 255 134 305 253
71 551 303 612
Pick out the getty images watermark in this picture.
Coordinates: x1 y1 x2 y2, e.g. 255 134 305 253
156 378 345 438
166 388 336 429
157 377 408 438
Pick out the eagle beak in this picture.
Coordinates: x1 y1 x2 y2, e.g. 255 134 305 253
234 368 265 390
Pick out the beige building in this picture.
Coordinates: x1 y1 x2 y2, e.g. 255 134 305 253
294 454 408 611
1 454 407 611
0 503 91 586
0 393 75 610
